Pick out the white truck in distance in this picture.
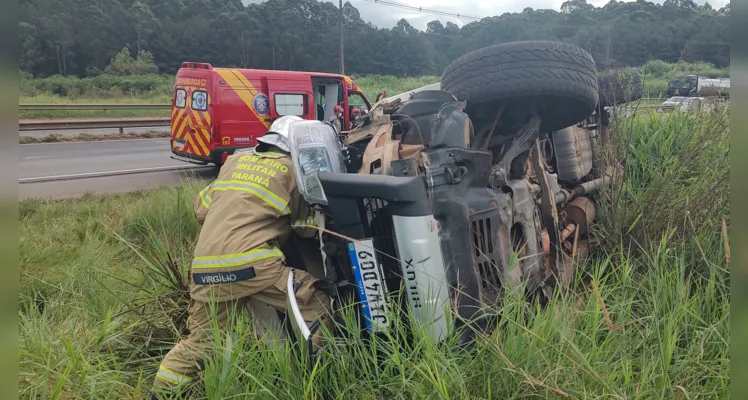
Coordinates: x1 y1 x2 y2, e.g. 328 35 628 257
667 75 730 98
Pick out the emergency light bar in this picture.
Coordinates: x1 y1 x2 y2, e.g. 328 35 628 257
181 62 213 70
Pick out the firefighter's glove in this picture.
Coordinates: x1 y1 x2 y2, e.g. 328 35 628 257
312 278 338 298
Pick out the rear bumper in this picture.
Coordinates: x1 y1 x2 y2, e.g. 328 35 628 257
170 145 253 165
212 146 251 164
318 172 451 342
171 148 211 165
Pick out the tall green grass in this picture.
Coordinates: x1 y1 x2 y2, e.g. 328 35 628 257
595 104 730 270
19 94 172 119
640 60 730 79
19 108 729 398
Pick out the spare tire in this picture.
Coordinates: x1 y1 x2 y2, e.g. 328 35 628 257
441 41 599 134
597 69 643 107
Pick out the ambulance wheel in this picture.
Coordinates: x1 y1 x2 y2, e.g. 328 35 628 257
440 40 599 133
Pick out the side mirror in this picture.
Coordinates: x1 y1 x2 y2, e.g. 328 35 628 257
376 91 386 102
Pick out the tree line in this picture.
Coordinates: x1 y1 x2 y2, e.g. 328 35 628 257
20 0 729 79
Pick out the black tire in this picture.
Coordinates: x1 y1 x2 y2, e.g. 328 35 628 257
597 69 643 107
441 41 599 134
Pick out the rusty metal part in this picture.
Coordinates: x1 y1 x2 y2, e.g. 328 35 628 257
531 139 562 286
560 223 577 241
542 227 580 291
564 197 596 235
541 228 550 277
505 179 545 295
554 175 611 204
554 189 572 204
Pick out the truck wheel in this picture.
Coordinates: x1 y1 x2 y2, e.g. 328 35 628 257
597 69 643 108
441 41 599 134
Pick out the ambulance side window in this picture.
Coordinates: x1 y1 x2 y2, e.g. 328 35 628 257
275 93 307 116
175 89 186 108
348 92 368 112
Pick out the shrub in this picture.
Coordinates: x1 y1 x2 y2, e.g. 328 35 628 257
105 47 160 76
640 59 729 79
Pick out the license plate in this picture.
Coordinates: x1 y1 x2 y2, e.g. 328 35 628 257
174 139 185 150
348 239 390 332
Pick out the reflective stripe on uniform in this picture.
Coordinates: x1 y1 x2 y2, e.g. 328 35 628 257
156 365 193 386
192 247 283 269
292 215 318 227
212 180 289 213
199 186 212 209
255 150 286 159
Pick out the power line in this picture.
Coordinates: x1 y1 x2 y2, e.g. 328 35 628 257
358 0 485 21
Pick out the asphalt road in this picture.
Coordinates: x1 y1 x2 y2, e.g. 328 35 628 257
19 139 216 199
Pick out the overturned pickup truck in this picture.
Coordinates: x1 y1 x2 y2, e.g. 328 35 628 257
263 41 623 362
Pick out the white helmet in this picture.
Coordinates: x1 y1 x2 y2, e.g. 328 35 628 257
257 115 303 153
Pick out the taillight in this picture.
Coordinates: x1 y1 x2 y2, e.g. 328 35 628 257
206 123 219 150
212 122 221 141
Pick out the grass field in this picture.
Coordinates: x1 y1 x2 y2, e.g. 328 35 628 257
19 94 172 119
19 106 729 398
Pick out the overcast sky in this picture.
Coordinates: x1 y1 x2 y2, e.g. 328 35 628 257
279 0 729 30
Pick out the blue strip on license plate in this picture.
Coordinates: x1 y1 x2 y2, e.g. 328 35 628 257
348 239 390 332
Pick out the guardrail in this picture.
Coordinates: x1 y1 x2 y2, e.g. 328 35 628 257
20 104 170 111
16 98 671 133
19 117 171 132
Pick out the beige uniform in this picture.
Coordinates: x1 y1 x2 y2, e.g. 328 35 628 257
330 115 343 134
153 147 330 392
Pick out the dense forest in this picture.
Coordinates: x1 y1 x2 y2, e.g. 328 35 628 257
20 0 729 78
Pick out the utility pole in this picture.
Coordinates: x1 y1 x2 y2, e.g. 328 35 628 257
605 24 611 64
339 0 345 74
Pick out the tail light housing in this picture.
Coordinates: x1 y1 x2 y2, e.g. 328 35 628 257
211 122 221 147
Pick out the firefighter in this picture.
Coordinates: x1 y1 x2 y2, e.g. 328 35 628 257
350 108 361 129
151 115 332 397
329 105 344 133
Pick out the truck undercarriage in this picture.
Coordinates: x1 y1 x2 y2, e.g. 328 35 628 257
262 40 629 362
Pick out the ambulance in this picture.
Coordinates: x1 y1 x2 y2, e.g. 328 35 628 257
169 62 372 165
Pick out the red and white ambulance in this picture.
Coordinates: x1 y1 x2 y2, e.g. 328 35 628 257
170 62 371 165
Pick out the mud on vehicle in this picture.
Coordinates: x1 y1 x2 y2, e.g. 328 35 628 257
269 41 623 364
